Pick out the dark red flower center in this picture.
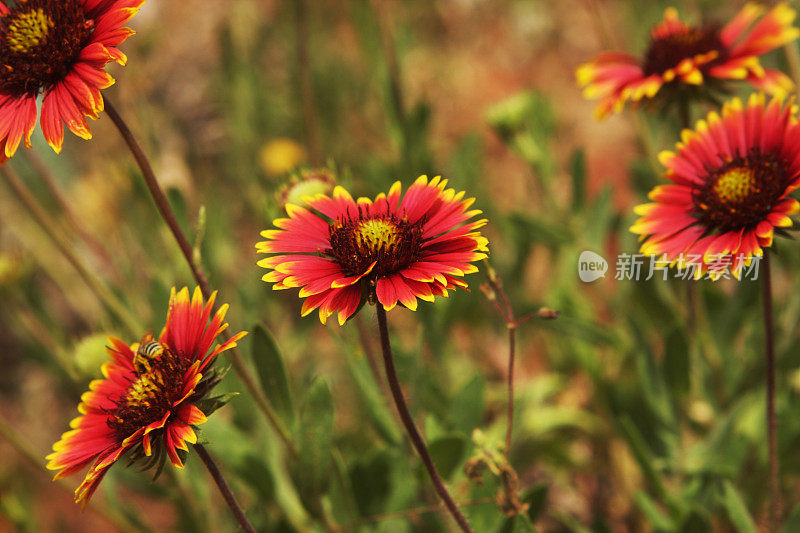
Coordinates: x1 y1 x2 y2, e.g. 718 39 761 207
693 151 791 233
328 214 424 280
0 0 94 95
107 343 192 441
643 25 724 76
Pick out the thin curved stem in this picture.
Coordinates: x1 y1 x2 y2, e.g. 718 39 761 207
505 325 517 452
22 149 121 280
104 100 209 290
104 98 295 454
194 444 256 533
0 166 142 336
762 251 780 531
375 305 473 533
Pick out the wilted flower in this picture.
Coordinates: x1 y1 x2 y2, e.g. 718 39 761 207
631 94 799 277
256 175 489 324
577 3 799 119
46 287 246 506
0 0 145 163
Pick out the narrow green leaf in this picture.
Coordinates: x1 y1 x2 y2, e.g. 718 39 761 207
251 324 295 428
294 377 335 514
720 481 757 533
570 149 585 209
346 355 401 445
196 392 239 418
634 491 676 531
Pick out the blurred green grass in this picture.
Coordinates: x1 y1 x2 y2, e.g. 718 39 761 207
1 0 800 531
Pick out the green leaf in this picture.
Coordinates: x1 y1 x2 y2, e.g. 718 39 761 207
449 375 485 434
350 450 393 516
498 514 537 533
634 491 676 531
346 355 401 445
780 503 800 533
570 149 585 210
236 454 276 502
663 327 689 397
251 324 295 428
524 483 548 523
294 377 335 515
719 481 757 533
196 392 238 417
428 435 467 480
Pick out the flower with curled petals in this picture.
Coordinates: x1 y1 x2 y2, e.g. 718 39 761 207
0 0 145 164
46 287 246 507
577 3 799 119
631 94 800 278
256 175 489 325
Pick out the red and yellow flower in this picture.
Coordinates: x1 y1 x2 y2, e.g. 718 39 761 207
631 94 800 277
256 175 489 324
0 0 144 163
47 287 246 507
577 3 799 119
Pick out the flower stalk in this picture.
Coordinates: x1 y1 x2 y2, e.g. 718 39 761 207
194 444 257 533
762 250 780 530
375 305 473 533
103 99 295 454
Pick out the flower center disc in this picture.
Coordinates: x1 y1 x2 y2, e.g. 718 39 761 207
356 219 399 253
7 8 53 52
713 167 756 204
107 346 191 440
0 0 93 95
643 25 723 76
693 153 789 233
328 215 424 279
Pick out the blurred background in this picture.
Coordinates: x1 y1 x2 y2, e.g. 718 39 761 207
2 0 800 531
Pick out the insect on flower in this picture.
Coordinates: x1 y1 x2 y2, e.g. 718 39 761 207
47 287 246 507
132 338 167 374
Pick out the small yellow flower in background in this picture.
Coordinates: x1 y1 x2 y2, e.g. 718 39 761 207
259 138 307 177
46 287 246 507
576 3 799 119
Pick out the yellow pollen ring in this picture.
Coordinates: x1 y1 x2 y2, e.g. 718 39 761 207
356 219 399 252
125 374 161 407
713 167 756 204
7 9 53 53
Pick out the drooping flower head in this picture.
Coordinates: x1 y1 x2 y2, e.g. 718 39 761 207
631 94 800 277
0 0 145 163
47 287 246 507
577 3 799 119
257 175 489 325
